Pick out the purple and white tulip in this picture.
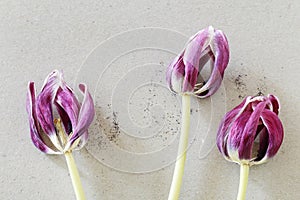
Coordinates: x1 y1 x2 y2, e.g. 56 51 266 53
26 70 95 154
166 26 230 98
217 94 284 165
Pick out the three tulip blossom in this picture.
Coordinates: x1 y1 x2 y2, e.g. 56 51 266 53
166 26 230 200
217 94 284 200
25 27 284 200
26 70 95 200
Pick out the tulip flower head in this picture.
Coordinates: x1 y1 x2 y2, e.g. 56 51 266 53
166 26 229 98
217 94 284 166
26 70 95 154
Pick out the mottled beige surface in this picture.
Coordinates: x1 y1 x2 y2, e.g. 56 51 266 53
1 0 300 199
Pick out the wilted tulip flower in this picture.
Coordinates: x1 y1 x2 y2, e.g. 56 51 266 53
166 25 229 98
217 94 284 200
26 70 95 200
166 26 230 200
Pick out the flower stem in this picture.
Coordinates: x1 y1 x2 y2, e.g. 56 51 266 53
237 164 250 200
168 94 191 200
65 151 86 200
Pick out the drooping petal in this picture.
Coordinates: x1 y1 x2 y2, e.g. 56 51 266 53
36 70 62 151
54 82 80 135
26 82 59 154
195 30 230 98
66 84 95 150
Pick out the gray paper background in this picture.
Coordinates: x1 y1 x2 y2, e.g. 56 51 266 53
1 1 299 199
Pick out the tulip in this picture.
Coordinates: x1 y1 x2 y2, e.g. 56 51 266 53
166 25 229 98
26 70 95 200
217 94 284 200
166 26 230 200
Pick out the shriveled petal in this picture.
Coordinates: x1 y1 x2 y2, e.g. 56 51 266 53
26 82 59 154
237 101 267 160
182 27 211 92
258 110 284 162
36 70 63 151
54 82 80 135
196 30 229 98
65 84 94 150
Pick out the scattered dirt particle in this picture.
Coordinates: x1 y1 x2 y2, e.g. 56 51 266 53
234 74 247 99
107 111 120 142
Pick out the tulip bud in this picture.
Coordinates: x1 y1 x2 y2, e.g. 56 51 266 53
217 94 284 166
26 70 95 154
166 26 229 98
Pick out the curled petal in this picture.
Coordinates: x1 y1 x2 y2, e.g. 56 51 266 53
258 110 284 162
26 82 59 154
182 27 211 92
268 94 280 115
196 30 229 98
66 84 95 150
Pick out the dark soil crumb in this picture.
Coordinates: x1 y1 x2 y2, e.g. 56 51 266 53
234 74 247 99
256 89 264 96
235 75 246 90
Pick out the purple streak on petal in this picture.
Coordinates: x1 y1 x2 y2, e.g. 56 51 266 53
261 109 284 158
228 111 252 151
36 71 59 137
67 84 94 148
54 83 80 135
26 82 58 154
217 97 251 157
238 101 267 160
182 61 199 92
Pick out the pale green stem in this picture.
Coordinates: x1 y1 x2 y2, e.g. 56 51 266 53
168 94 191 200
237 164 250 200
65 151 86 200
